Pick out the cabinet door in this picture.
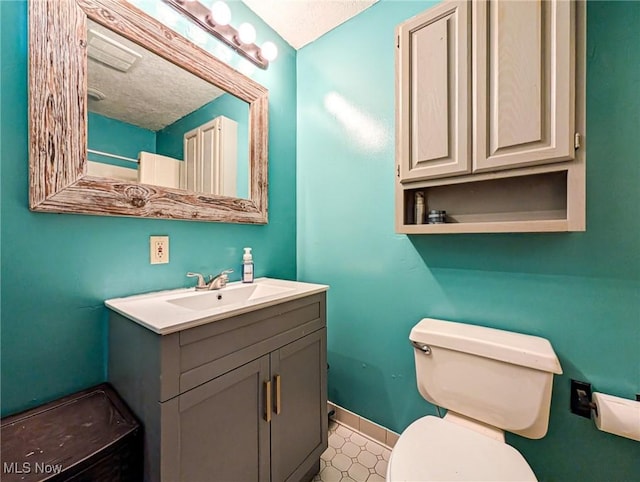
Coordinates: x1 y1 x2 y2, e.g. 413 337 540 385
182 127 199 191
270 329 327 482
175 355 271 482
217 116 239 198
199 118 219 195
397 0 470 181
473 0 575 172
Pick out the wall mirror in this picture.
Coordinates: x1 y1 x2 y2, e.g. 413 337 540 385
29 0 268 223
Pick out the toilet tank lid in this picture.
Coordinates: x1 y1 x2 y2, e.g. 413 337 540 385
410 318 563 374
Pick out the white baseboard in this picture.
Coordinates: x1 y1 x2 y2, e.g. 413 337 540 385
328 401 400 448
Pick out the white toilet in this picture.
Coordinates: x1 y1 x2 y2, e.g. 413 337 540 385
387 318 563 481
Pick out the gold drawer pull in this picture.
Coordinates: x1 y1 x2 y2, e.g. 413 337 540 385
274 374 281 415
264 380 271 422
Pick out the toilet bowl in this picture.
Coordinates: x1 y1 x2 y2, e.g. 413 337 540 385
386 416 536 481
386 318 562 481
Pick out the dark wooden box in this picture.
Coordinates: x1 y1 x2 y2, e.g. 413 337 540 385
1 383 142 482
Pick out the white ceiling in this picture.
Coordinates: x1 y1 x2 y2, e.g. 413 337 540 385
242 0 379 50
88 20 226 131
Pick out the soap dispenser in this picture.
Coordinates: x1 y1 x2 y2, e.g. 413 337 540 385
242 247 254 283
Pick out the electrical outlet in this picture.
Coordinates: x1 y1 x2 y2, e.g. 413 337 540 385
570 379 593 418
150 236 169 264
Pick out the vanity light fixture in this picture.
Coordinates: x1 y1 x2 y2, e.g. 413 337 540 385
162 0 278 69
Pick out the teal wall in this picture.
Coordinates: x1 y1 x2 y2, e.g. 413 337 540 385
88 112 156 168
156 93 250 198
2 0 639 480
0 0 296 415
297 1 640 481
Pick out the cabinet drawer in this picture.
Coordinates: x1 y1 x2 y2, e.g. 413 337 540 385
179 293 326 394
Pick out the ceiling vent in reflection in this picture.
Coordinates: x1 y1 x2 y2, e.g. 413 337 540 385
88 29 142 72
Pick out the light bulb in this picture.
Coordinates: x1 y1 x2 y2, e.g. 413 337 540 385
187 25 208 46
238 23 256 44
157 4 177 28
260 41 278 61
209 1 231 26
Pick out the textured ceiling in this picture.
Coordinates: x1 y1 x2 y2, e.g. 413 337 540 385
242 0 379 50
87 20 226 131
87 1 379 130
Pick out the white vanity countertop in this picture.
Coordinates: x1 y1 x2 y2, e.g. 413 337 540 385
105 277 329 335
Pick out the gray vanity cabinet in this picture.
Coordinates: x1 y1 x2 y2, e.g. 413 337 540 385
108 292 327 482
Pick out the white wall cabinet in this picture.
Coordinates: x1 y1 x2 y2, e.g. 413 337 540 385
182 115 238 197
396 0 585 234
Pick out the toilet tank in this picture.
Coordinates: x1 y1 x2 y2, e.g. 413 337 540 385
410 318 563 439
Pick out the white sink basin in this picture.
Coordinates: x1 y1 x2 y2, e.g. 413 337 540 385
105 278 328 335
167 282 294 311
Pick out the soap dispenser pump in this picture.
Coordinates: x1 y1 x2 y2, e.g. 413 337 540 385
242 247 254 283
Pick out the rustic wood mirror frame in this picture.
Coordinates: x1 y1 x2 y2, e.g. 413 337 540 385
29 0 268 223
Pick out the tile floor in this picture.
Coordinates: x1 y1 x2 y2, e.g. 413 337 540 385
314 419 391 482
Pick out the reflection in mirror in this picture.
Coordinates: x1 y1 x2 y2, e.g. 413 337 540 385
29 0 268 223
86 20 250 199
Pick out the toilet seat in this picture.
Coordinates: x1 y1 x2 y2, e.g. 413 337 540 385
386 416 537 482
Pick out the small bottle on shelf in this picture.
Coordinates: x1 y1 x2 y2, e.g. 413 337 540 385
427 210 447 224
415 192 425 224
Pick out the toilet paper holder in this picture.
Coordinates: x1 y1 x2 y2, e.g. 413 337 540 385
570 379 640 442
571 378 640 418
576 388 598 417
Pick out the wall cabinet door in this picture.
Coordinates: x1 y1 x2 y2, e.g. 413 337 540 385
473 0 575 172
176 355 271 482
270 330 327 482
199 118 220 195
182 128 199 191
183 116 239 196
397 0 470 182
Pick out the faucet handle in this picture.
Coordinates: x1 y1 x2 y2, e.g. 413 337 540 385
218 269 234 284
207 269 234 290
220 269 233 283
186 272 207 289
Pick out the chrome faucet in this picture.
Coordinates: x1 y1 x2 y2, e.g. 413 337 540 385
209 269 233 290
187 270 233 291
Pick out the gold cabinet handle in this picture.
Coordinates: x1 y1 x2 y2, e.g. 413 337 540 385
264 380 271 422
274 374 281 415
